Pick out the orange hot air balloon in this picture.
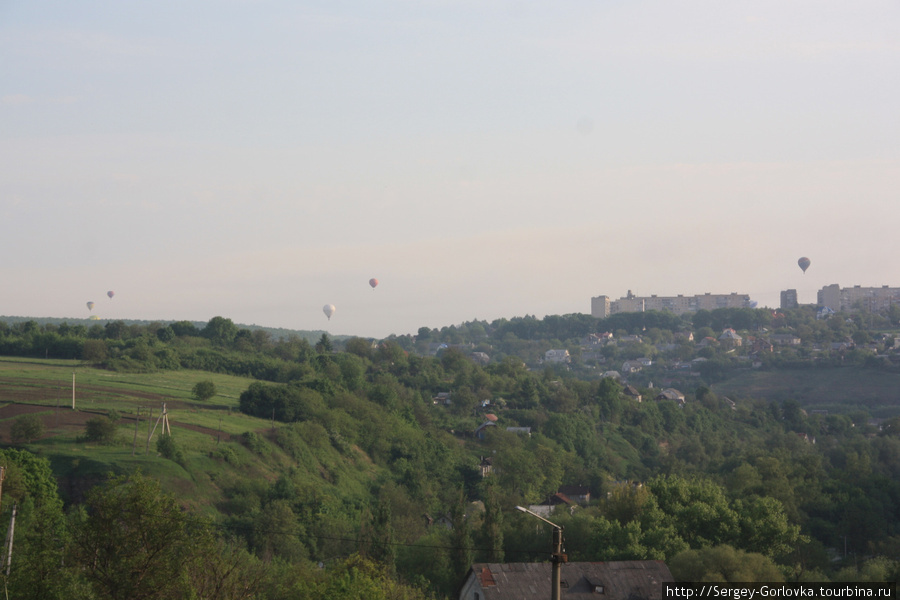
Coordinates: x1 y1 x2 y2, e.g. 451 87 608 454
369 278 379 290
86 301 95 311
323 304 336 320
107 290 115 299
798 257 811 274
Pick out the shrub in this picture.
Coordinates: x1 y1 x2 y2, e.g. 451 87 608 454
9 415 44 444
156 434 184 463
192 380 217 402
83 417 119 445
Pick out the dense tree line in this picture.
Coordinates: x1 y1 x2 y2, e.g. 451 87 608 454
3 310 900 596
0 450 431 600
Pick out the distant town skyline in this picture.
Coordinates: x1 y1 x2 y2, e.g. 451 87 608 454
3 1 898 338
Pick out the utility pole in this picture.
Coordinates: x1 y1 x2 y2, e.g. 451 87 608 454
516 506 567 600
146 407 153 454
72 370 76 410
132 407 140 456
3 503 16 577
147 403 171 447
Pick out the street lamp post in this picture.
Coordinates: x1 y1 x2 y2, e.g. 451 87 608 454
516 506 567 600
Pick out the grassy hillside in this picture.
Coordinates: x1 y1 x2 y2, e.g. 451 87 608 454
711 366 900 418
0 357 381 515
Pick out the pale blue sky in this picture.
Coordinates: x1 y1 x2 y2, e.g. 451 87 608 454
2 1 898 338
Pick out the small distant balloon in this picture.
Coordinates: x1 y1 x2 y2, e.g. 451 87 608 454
749 300 759 308
798 257 811 274
323 304 336 320
107 290 115 299
369 278 379 290
86 301 95 311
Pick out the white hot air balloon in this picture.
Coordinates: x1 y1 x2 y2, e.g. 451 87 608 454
323 304 336 320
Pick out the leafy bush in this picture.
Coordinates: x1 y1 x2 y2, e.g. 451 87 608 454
239 431 271 456
238 382 325 423
82 417 119 445
192 380 217 402
208 445 242 466
9 415 44 444
156 434 184 463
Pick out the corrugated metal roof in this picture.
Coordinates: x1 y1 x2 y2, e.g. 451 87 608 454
465 561 674 600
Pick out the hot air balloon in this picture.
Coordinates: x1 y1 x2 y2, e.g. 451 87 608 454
107 290 115 299
798 257 811 274
323 304 336 320
369 278 379 290
86 301 95 311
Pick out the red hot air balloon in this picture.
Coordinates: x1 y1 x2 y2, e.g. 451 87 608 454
369 278 379 290
107 290 115 299
798 257 811 274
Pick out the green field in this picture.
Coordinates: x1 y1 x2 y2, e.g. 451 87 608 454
0 357 285 510
712 366 900 418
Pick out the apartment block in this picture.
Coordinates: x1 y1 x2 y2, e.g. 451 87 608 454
817 284 900 312
780 289 799 309
591 290 752 318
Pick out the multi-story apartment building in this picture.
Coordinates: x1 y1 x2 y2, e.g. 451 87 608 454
591 290 752 318
817 284 900 312
780 289 799 309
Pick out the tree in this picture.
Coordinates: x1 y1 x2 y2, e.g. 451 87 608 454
449 489 473 579
0 449 73 600
83 416 119 445
345 337 374 359
156 326 176 342
156 433 184 462
193 380 218 402
68 473 208 600
81 338 108 362
171 320 199 336
669 545 784 582
316 333 333 353
202 316 238 346
480 479 504 562
9 414 44 444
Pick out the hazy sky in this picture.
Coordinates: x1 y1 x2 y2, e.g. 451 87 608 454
2 1 898 338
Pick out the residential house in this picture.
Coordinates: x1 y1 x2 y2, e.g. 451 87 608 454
718 329 742 348
433 392 452 406
475 421 496 440
623 385 642 402
655 388 685 405
583 333 612 347
479 456 493 478
621 360 643 374
506 426 532 436
619 335 643 344
558 485 591 505
471 351 491 365
459 560 674 600
527 493 576 517
544 349 571 364
697 336 718 348
747 337 773 354
770 334 801 346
